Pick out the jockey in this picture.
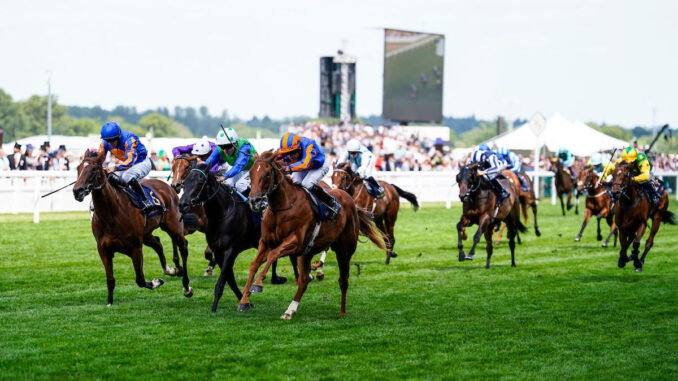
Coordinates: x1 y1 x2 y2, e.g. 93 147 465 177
203 127 256 194
337 138 384 198
172 137 219 172
98 121 160 215
278 132 339 219
556 147 577 179
602 147 661 206
469 147 509 216
496 147 528 190
587 153 604 176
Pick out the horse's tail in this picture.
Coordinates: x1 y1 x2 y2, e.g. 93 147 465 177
661 210 677 225
392 184 419 211
357 208 387 250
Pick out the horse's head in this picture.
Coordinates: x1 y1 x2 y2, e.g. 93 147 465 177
178 163 214 213
331 162 357 191
73 149 106 202
576 167 592 192
582 168 599 193
248 150 282 212
170 154 197 194
611 162 633 200
457 163 480 203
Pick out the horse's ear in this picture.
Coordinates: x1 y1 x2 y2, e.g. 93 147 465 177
468 162 478 170
253 152 259 160
96 149 106 163
82 149 90 159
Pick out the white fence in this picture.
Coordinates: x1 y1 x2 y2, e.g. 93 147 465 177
2 170 677 223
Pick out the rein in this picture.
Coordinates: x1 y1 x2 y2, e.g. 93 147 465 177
169 155 196 182
188 168 221 207
253 158 293 212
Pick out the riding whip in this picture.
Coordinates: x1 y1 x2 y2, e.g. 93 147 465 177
596 147 617 188
40 180 76 198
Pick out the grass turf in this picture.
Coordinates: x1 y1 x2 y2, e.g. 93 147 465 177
1 202 677 379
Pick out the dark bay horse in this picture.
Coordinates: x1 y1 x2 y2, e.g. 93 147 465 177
331 162 419 264
73 150 192 305
169 155 216 276
551 158 579 216
240 150 386 319
179 164 268 312
574 167 617 247
610 163 675 271
494 169 541 244
456 164 526 269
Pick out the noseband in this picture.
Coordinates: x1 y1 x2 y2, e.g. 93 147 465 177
187 168 220 207
333 168 355 191
78 159 107 193
253 159 283 198
169 155 196 183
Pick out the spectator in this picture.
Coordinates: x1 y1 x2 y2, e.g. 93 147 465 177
24 144 38 170
0 148 9 171
8 143 26 170
157 150 170 171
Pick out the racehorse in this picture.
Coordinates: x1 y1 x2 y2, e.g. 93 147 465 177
610 163 675 271
239 150 386 319
551 158 579 216
494 169 541 244
456 164 526 269
574 167 617 247
73 150 192 305
178 164 272 312
331 162 419 264
169 154 216 276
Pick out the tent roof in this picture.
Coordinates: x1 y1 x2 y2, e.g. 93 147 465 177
484 113 629 156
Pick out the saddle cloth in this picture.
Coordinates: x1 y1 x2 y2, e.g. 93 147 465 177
122 184 165 217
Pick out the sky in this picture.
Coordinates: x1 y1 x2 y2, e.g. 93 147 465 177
1 0 677 127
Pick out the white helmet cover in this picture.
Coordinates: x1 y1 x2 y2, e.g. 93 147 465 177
191 138 211 155
216 127 238 145
346 139 361 152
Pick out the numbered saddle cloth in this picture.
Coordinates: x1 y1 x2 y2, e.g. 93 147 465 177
122 185 165 217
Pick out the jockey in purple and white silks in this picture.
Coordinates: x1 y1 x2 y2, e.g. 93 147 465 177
469 145 510 213
497 147 528 191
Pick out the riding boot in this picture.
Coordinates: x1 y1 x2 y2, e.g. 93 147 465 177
367 176 385 198
312 184 339 220
490 177 509 218
517 173 528 191
128 177 157 215
641 182 659 209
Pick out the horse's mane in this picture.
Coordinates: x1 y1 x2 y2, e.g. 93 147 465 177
336 162 356 177
255 149 296 186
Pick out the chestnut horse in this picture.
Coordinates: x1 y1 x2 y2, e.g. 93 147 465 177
73 150 192 305
240 150 386 319
551 159 579 216
574 167 617 247
331 162 419 264
610 163 675 271
494 169 541 244
169 155 216 276
456 164 526 269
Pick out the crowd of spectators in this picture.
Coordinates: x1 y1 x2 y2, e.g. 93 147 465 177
0 141 73 171
286 122 464 171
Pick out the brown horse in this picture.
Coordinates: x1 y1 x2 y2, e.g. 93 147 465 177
73 150 192 305
239 150 386 319
551 158 579 216
610 163 675 271
574 167 618 247
331 162 419 264
169 155 216 276
456 164 526 269
494 169 541 244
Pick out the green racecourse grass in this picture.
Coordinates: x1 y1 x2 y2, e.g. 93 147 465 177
1 201 677 380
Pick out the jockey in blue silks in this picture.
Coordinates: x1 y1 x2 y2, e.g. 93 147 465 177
336 138 384 198
278 132 339 220
468 146 509 217
98 121 160 215
202 127 257 194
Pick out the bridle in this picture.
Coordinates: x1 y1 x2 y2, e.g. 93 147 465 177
458 166 481 201
186 168 221 208
78 158 107 193
168 155 196 183
333 168 358 191
253 158 284 198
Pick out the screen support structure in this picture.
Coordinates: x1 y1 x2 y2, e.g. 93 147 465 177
334 51 356 124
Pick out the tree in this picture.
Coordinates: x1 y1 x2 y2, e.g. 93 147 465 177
139 113 193 138
0 88 24 141
18 95 66 139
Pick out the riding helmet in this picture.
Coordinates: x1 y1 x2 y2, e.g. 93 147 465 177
100 122 121 141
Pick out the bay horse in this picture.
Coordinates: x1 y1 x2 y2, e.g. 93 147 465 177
240 150 386 319
574 167 618 247
73 150 192 305
331 162 419 264
551 158 579 216
169 154 216 276
170 154 289 285
456 164 526 269
610 163 676 271
494 169 541 244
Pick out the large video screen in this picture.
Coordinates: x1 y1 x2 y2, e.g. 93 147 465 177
382 29 444 123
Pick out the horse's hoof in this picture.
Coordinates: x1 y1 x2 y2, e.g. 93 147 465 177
597 236 603 241
535 229 542 237
316 271 325 281
465 254 474 260
250 284 264 293
310 260 324 271
574 236 580 242
151 278 164 289
164 267 179 276
106 303 112 307
238 303 254 312
390 252 398 258
634 267 643 272
618 259 627 268
308 273 315 282
271 276 287 285
203 266 213 276
183 287 194 298
281 313 294 320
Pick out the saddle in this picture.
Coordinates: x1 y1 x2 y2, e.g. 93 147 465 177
121 184 165 218
301 186 337 222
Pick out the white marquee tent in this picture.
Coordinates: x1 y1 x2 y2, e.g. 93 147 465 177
484 113 629 156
